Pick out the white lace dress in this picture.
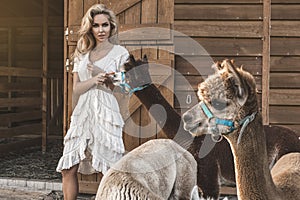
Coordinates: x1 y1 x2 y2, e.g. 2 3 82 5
56 45 129 174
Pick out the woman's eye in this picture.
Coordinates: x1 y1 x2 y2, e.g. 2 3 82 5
92 24 99 28
211 99 227 110
102 23 109 27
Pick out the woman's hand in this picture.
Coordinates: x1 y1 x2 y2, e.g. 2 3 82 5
93 72 115 90
103 73 115 90
87 63 105 77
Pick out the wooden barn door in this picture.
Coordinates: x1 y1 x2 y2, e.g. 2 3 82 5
64 0 174 194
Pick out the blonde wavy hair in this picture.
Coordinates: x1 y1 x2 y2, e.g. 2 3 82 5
73 4 118 58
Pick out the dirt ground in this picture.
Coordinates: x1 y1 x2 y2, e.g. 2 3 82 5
0 187 51 200
0 187 95 200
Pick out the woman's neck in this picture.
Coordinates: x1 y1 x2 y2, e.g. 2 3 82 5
94 40 112 51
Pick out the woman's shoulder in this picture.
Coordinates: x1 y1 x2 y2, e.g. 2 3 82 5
75 52 89 62
112 45 129 56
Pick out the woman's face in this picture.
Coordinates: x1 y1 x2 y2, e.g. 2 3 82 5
91 14 111 44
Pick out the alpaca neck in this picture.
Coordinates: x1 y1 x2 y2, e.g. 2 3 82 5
134 84 193 146
226 113 280 200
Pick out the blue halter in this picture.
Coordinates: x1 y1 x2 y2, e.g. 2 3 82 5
118 71 150 95
199 101 256 142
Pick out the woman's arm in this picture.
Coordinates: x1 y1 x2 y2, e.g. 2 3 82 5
73 72 105 96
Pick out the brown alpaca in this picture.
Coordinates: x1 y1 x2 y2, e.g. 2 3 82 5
182 59 300 200
123 55 300 199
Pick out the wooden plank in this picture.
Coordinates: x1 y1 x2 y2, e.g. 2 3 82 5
68 24 171 42
175 56 262 76
68 0 83 26
141 0 157 23
270 73 300 88
262 0 271 125
175 75 204 91
174 21 263 38
272 0 300 3
0 97 42 108
270 56 300 72
78 180 99 194
139 106 157 144
123 108 141 151
100 0 141 15
175 75 263 92
269 106 300 124
271 21 300 37
175 5 263 20
124 2 141 25
0 111 41 126
220 186 237 196
84 0 98 14
0 17 42 27
119 24 172 41
270 89 300 105
0 66 41 77
175 37 263 56
42 0 49 152
158 0 174 23
272 5 300 20
0 124 42 138
271 38 300 56
175 0 262 3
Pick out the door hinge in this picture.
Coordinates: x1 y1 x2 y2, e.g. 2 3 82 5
64 27 69 41
65 58 70 72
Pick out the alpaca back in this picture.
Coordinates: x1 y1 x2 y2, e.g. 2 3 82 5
271 152 300 200
96 139 198 200
97 171 164 200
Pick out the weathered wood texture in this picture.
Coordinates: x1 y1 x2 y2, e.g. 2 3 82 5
0 0 64 153
174 0 300 133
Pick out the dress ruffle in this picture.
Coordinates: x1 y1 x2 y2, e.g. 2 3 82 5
56 88 125 174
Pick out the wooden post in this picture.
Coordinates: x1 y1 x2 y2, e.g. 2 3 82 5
63 0 69 136
262 0 271 125
42 0 49 153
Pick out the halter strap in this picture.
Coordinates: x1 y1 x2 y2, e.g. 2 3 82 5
118 71 150 95
199 101 256 142
200 101 236 133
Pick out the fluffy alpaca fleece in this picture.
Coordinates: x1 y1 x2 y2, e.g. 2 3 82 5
95 139 200 200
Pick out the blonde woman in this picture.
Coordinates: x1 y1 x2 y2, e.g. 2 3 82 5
56 4 129 200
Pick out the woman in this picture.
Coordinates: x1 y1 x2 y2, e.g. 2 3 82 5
56 4 129 200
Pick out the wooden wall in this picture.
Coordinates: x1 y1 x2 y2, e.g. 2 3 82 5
0 0 64 152
174 0 300 134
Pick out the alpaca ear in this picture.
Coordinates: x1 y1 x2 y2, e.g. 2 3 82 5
142 54 148 62
224 60 248 106
211 61 222 72
129 54 136 63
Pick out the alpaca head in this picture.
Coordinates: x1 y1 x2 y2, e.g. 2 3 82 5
123 54 152 89
182 59 258 140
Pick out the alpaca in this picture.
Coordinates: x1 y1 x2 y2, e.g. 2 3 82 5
123 55 300 199
95 139 200 200
182 59 300 199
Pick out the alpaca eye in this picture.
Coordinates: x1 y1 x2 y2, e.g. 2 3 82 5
211 99 227 110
